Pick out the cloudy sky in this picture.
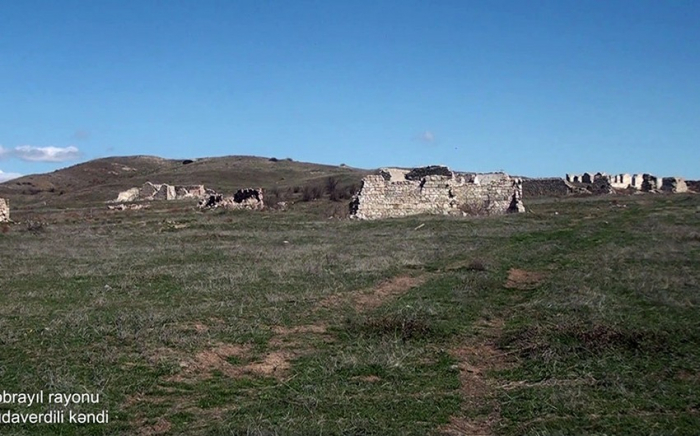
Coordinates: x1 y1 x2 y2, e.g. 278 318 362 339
1 0 699 182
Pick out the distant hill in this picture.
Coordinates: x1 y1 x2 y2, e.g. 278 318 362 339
0 155 372 207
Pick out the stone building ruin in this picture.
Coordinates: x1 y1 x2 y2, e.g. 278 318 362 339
112 181 264 211
198 188 264 210
686 180 700 193
0 198 9 222
566 172 689 193
349 166 524 220
661 177 688 193
175 185 207 199
113 182 211 203
610 174 632 189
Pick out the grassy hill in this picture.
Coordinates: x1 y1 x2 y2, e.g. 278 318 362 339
0 155 371 207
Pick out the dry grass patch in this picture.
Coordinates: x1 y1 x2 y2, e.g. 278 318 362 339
136 417 172 436
351 375 382 383
272 324 327 335
504 268 546 290
268 323 333 349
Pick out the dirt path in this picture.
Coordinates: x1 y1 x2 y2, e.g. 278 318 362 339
439 319 513 436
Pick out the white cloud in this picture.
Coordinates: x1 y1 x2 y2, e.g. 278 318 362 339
415 131 436 143
13 145 81 162
0 146 10 160
0 170 23 183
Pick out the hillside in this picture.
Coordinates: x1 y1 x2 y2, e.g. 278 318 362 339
0 155 372 207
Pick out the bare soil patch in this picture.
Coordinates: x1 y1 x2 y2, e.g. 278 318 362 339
351 375 382 383
319 274 427 312
163 342 296 382
504 268 546 290
245 351 294 376
440 416 495 436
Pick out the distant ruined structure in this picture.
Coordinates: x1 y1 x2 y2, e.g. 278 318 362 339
198 188 264 210
111 182 264 211
686 180 700 193
349 166 524 220
113 182 213 203
0 198 9 222
566 173 688 193
522 171 694 199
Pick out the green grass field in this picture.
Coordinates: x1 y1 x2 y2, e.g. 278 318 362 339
1 193 699 435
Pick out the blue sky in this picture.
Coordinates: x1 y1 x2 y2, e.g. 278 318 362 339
1 0 699 182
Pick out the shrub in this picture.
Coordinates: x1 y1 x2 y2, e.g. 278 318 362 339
266 188 281 204
301 185 323 202
326 177 340 201
348 306 448 341
25 221 46 233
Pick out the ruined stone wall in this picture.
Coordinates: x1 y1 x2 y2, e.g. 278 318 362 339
115 183 209 202
0 198 9 222
152 184 176 200
631 174 644 190
565 172 691 194
610 174 632 189
175 185 206 199
198 188 264 210
661 177 688 193
522 178 573 198
350 168 523 220
115 187 139 202
686 180 700 193
567 172 606 184
138 182 160 200
642 174 662 192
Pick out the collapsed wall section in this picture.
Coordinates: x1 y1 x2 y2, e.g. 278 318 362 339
114 183 209 202
661 177 688 193
686 180 700 193
350 167 524 220
198 188 264 210
0 198 9 222
175 185 207 199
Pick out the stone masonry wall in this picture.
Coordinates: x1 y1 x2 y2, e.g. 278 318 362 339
0 198 9 222
522 178 573 198
686 180 700 193
350 168 524 220
661 177 688 193
566 172 688 193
